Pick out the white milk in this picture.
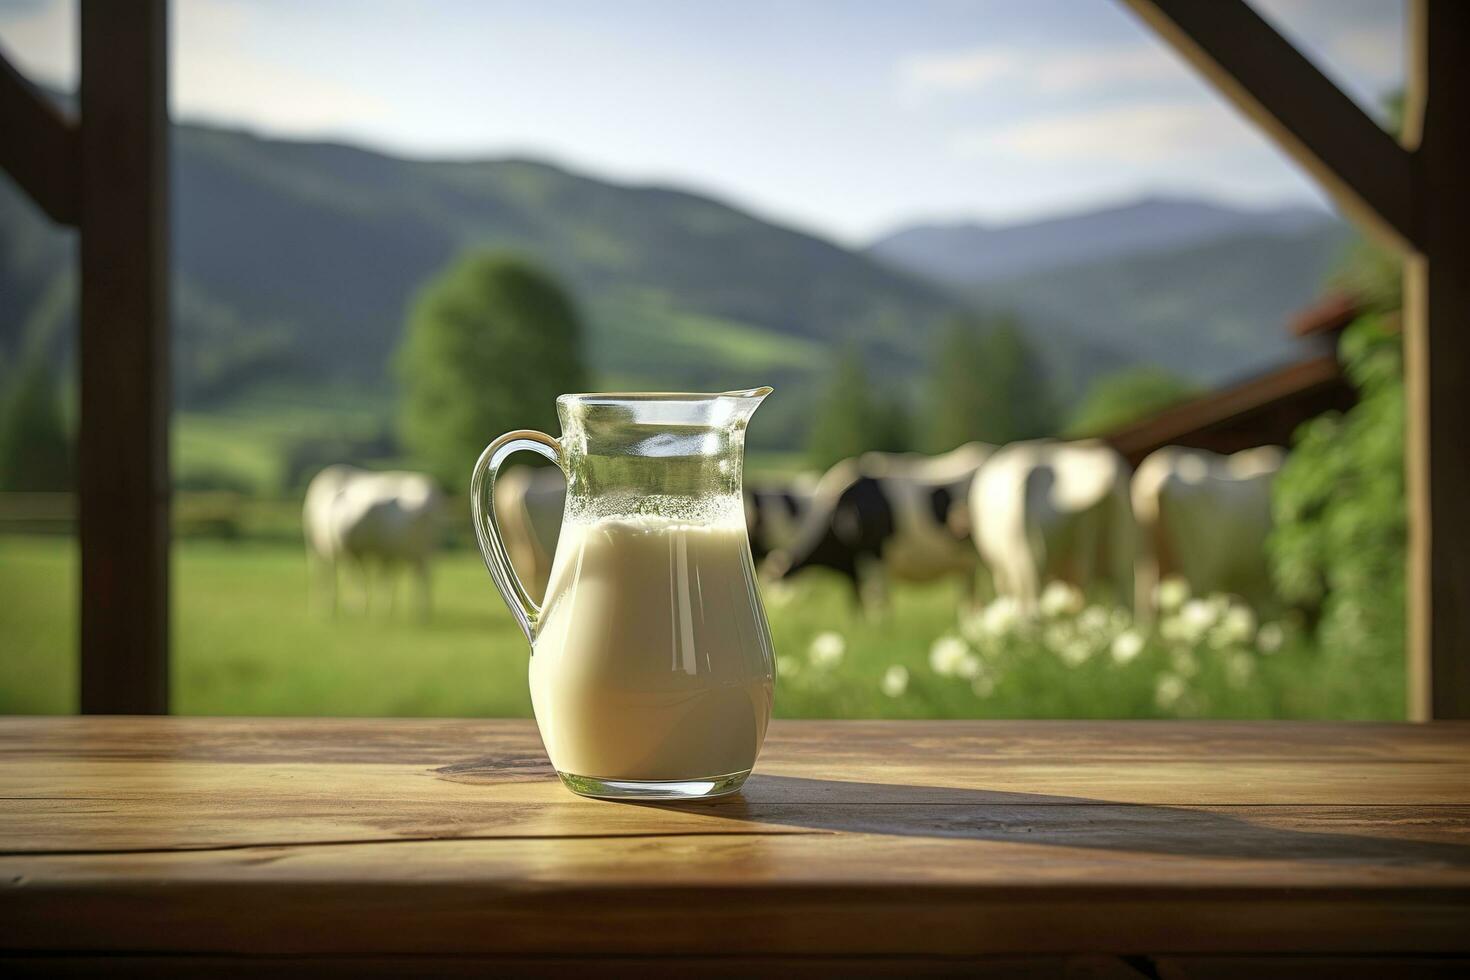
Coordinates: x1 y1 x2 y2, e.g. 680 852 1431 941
530 517 775 781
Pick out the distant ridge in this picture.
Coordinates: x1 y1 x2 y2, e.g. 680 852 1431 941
868 195 1337 286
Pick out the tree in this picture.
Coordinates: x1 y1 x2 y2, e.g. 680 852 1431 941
398 252 589 487
0 355 73 492
806 349 909 469
924 314 1055 452
1270 314 1405 672
1064 366 1198 437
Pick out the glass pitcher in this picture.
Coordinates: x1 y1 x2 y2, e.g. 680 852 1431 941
471 388 776 800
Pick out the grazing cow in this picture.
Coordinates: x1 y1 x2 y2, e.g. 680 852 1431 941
969 439 1134 612
745 473 819 563
765 443 993 610
303 465 444 618
493 464 568 604
1132 445 1285 617
494 466 818 604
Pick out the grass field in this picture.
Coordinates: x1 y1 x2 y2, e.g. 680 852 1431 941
0 534 1402 720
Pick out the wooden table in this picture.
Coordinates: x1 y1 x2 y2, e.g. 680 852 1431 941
2 718 1468 977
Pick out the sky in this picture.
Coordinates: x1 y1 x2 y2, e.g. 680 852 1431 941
0 0 1404 244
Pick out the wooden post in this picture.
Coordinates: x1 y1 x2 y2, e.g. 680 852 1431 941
1403 0 1470 719
77 1 171 714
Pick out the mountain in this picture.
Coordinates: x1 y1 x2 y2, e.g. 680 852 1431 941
1 118 1351 459
0 123 972 449
868 196 1337 286
984 222 1354 387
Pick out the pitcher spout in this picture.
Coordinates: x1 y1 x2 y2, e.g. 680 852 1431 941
715 386 773 431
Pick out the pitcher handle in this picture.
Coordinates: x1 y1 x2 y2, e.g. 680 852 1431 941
470 430 563 646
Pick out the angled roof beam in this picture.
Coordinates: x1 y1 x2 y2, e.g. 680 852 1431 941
1121 0 1421 253
0 50 79 227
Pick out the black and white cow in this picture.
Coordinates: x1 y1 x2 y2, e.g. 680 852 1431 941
764 443 993 610
745 475 818 563
495 466 818 603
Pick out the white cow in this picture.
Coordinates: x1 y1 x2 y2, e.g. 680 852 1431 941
303 465 444 618
969 439 1134 612
493 464 567 605
1132 445 1285 617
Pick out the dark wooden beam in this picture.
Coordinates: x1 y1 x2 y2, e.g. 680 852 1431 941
1121 0 1421 252
0 50 79 226
77 0 171 714
1404 0 1470 719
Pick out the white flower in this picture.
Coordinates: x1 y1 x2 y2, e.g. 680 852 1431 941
971 674 996 698
928 635 970 677
1078 605 1110 636
1155 672 1187 709
763 580 796 608
1170 647 1201 678
980 596 1022 637
1177 598 1219 642
1040 581 1084 618
958 610 988 644
1111 629 1145 665
1225 650 1255 689
808 631 846 669
956 652 985 680
1257 622 1285 654
1058 639 1093 667
1042 623 1073 652
880 665 909 698
1218 604 1257 646
777 655 802 679
1155 576 1190 613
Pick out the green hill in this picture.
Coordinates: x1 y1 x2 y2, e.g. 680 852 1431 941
1 118 1347 468
0 124 973 451
981 223 1353 386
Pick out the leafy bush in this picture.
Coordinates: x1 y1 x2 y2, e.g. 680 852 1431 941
1269 315 1405 674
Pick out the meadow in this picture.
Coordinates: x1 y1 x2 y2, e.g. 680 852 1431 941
1 533 1402 720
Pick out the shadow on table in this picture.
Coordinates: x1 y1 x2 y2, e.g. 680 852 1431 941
633 775 1470 868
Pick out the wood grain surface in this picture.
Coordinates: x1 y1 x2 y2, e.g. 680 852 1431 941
1 718 1468 966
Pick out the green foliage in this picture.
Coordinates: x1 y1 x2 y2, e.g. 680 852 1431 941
1064 366 1198 437
924 315 1056 451
1269 315 1405 672
0 356 73 492
398 252 589 488
805 349 909 469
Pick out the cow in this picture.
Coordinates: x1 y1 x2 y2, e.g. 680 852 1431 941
745 473 819 563
1132 445 1285 618
969 439 1134 613
494 466 819 604
303 465 444 618
493 464 568 605
764 442 993 611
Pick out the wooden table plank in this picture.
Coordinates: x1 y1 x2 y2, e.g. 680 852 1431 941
1 718 1468 961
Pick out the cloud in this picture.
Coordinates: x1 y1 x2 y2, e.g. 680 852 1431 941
898 42 1180 97
171 0 389 135
956 101 1246 163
